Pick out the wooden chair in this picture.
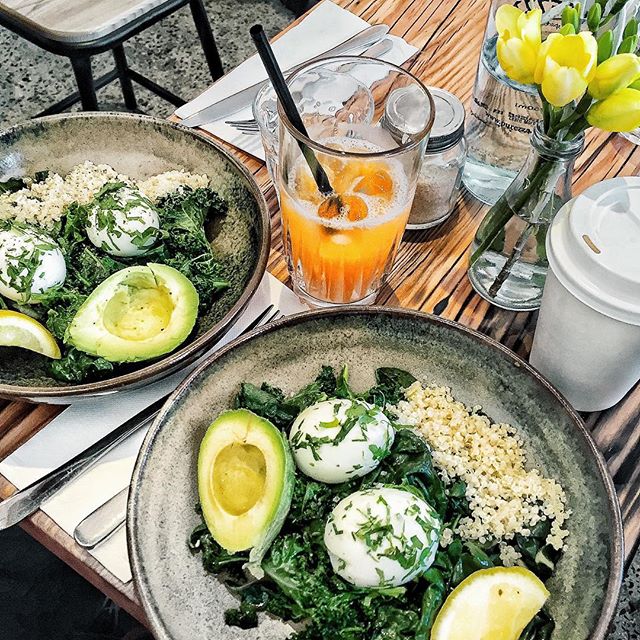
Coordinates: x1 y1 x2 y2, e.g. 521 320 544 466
0 0 225 116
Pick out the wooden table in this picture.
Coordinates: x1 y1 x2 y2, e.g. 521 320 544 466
1 0 639 626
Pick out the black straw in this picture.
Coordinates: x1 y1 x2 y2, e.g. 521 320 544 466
250 24 334 197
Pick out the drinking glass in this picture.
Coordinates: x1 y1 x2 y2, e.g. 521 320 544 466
253 82 279 186
278 57 434 307
254 68 374 190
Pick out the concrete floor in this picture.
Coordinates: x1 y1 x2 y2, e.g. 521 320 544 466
0 0 638 637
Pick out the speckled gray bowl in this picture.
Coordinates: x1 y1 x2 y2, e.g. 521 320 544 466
128 308 623 640
0 112 269 403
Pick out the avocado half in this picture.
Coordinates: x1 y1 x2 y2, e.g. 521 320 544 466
66 263 198 363
198 409 294 570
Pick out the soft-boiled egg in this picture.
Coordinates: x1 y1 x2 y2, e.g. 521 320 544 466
324 487 441 588
86 186 160 257
0 226 66 302
289 399 394 483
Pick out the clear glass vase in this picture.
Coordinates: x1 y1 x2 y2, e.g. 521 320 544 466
467 122 585 311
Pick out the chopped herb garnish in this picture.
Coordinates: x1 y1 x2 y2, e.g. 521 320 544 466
190 365 559 640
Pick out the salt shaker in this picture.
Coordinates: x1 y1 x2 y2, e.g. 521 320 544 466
383 86 466 229
409 88 466 229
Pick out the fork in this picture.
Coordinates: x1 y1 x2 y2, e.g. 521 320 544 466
72 304 283 549
226 118 260 135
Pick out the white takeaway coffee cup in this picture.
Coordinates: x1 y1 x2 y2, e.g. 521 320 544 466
530 176 640 412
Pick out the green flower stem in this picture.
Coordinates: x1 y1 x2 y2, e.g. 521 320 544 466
483 158 567 297
548 95 592 138
487 221 536 297
566 117 589 139
469 159 552 265
540 88 551 131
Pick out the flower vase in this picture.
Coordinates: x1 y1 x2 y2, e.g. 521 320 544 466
467 122 585 311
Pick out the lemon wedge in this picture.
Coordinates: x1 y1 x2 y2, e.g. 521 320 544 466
431 567 549 640
0 310 61 359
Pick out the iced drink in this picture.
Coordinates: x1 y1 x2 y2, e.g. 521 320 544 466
280 137 413 305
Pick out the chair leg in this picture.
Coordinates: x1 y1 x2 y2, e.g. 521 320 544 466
113 45 138 111
189 0 224 81
70 55 98 111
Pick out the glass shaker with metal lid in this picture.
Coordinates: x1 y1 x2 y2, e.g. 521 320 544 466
383 86 467 230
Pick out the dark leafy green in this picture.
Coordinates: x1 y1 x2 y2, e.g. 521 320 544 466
2 183 229 383
190 366 557 640
146 187 229 311
0 177 27 194
365 367 417 406
234 365 338 429
0 172 49 194
47 347 114 383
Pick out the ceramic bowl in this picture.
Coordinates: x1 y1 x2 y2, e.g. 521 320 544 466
0 113 269 403
128 308 623 640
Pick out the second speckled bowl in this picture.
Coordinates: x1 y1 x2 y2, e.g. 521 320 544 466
128 308 623 640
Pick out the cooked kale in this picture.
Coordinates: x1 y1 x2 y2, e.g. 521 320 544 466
191 366 556 640
147 187 229 311
47 347 114 383
1 184 229 383
234 365 339 430
365 367 417 405
0 177 27 194
0 172 49 194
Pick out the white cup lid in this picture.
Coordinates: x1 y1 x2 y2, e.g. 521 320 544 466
547 176 640 325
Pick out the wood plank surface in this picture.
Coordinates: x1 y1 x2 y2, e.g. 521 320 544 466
0 0 639 624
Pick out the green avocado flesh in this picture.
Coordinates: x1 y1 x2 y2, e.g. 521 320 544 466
66 263 198 363
198 409 294 557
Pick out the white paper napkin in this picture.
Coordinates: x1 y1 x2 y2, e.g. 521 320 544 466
0 273 308 583
174 0 418 160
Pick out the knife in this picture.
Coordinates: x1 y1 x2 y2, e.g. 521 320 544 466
0 399 164 530
179 24 390 128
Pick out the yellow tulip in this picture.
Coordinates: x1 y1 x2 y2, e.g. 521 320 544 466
587 88 640 131
534 32 598 107
588 54 640 99
495 5 542 84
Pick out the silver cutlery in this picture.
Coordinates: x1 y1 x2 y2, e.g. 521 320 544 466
74 487 128 548
179 24 389 128
0 304 283 531
225 37 395 136
70 306 283 549
226 118 260 134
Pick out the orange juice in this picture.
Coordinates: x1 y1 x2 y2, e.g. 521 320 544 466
280 138 412 305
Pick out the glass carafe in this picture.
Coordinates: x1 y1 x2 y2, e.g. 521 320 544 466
461 0 567 205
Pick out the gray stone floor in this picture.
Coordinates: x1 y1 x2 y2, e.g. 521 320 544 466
0 0 639 637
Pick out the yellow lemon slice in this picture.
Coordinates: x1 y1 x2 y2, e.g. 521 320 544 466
0 310 61 359
431 567 550 640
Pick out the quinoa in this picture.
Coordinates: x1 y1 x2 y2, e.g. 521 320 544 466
0 163 209 227
138 170 209 202
392 381 570 551
0 162 129 227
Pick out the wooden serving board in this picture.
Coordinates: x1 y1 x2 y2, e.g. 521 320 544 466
1 0 639 624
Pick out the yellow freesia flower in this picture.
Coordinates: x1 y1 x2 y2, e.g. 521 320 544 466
495 5 542 84
588 54 640 100
587 88 640 131
534 32 598 107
